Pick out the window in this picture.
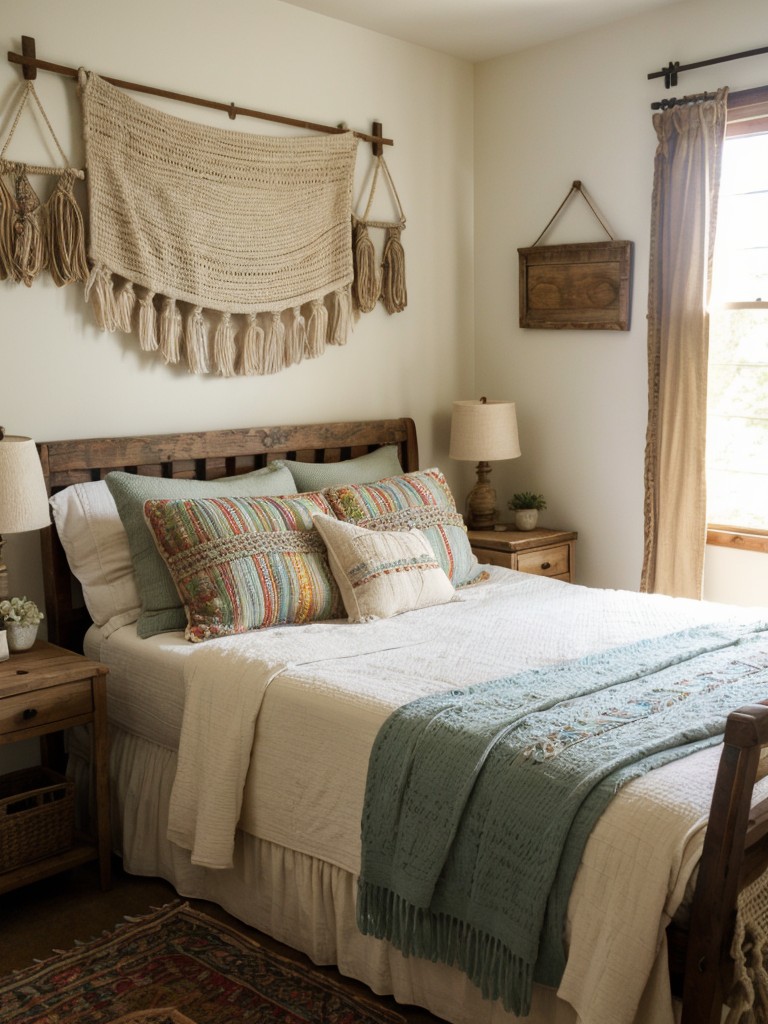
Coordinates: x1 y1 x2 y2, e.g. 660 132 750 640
706 90 768 549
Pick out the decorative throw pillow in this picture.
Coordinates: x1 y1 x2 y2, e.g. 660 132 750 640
273 445 402 492
106 464 297 638
48 480 141 637
144 493 344 642
324 469 482 588
313 513 455 622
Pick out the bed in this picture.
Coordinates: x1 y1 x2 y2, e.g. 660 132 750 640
35 417 768 1024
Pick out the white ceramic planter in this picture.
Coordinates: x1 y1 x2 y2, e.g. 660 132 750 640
6 622 39 652
514 508 539 531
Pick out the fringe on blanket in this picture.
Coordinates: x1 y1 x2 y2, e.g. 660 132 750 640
726 872 768 1023
83 264 356 376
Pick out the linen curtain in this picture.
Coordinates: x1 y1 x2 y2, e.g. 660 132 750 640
641 89 728 598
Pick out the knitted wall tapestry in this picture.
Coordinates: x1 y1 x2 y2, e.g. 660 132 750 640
78 71 359 376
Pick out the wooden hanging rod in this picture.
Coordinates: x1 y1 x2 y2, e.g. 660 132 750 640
7 36 393 151
648 43 768 89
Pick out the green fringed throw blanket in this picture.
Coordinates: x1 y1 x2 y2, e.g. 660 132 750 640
79 71 358 376
357 620 768 1016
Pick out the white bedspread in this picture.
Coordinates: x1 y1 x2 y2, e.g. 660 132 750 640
163 567 767 1024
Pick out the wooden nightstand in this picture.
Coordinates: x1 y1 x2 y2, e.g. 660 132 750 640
0 642 110 894
468 526 577 582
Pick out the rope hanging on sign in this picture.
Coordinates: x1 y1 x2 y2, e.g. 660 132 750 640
0 80 87 287
352 154 407 315
531 180 615 247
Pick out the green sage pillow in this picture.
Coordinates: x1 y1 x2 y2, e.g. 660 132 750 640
144 493 343 642
106 465 297 638
324 469 482 588
273 445 402 492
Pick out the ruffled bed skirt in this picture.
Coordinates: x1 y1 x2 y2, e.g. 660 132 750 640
67 725 678 1024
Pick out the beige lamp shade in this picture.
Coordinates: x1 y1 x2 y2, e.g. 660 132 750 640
449 399 521 462
449 399 521 530
0 434 51 533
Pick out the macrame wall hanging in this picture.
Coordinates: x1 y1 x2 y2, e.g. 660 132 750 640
79 70 360 377
352 152 407 315
0 80 87 287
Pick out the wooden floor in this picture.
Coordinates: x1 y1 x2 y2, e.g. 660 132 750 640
0 857 442 1023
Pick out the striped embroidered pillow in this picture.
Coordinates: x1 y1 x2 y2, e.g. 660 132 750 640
323 470 482 588
144 493 343 642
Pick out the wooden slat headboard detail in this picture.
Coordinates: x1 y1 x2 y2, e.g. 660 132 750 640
38 417 418 652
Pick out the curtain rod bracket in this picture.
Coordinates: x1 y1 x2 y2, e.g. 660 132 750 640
663 62 679 89
228 102 236 120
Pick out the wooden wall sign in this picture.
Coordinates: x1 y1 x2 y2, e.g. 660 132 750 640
518 240 633 331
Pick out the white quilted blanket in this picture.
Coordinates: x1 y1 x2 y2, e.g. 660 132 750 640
167 568 767 1024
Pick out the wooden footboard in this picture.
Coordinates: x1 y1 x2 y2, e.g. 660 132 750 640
668 700 768 1023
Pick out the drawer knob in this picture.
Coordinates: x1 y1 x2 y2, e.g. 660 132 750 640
541 561 551 570
22 707 38 721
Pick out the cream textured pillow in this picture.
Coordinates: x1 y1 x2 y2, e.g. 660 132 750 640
48 480 141 637
313 513 455 623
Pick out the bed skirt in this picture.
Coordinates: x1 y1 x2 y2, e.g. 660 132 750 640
67 725 678 1024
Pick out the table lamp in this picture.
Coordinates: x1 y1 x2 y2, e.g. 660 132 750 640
0 429 51 600
449 398 521 530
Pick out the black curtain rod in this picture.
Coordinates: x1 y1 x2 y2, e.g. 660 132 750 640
649 85 763 112
650 90 717 111
648 44 768 89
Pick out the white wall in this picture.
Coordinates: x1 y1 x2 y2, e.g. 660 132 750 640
474 0 768 601
0 0 474 615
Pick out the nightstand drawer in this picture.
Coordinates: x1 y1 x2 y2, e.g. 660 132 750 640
517 543 570 578
0 679 94 737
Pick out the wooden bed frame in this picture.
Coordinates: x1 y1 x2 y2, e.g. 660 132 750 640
34 416 768 1024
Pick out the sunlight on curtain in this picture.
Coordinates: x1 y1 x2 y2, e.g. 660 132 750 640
641 89 728 598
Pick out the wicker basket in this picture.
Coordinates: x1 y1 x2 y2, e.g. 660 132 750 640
0 766 75 873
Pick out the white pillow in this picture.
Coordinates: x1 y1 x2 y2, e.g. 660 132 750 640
49 480 141 637
313 513 455 623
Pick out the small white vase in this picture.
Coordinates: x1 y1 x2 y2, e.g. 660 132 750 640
514 508 539 531
6 622 39 652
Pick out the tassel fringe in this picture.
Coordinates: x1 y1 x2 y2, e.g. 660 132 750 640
0 175 13 280
213 312 236 376
159 297 182 364
138 292 159 351
306 299 328 358
85 264 118 331
81 282 354 375
46 171 88 286
240 313 265 375
353 220 379 313
381 225 408 314
262 312 285 375
185 306 209 374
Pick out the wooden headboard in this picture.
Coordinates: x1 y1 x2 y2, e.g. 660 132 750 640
38 417 418 652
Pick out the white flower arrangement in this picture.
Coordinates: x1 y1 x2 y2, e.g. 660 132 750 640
0 596 44 626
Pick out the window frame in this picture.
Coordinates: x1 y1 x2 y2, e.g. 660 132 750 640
705 86 768 547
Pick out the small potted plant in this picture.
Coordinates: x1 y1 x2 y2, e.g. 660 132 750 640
0 596 44 652
508 492 547 531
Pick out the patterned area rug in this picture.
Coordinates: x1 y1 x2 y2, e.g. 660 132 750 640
0 901 408 1024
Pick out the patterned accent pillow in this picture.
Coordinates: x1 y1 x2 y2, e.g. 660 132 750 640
313 513 455 622
107 465 297 638
143 493 343 642
323 469 483 587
